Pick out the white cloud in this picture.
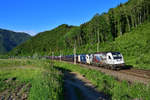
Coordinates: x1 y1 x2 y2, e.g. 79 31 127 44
15 30 38 36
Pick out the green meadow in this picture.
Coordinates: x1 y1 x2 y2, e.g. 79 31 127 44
0 59 63 100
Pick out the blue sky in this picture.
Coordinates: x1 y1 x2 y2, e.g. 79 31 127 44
0 0 128 35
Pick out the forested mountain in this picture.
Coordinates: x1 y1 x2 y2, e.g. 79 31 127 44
10 0 150 56
10 24 75 56
0 29 31 54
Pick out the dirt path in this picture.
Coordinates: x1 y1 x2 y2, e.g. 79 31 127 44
63 71 109 100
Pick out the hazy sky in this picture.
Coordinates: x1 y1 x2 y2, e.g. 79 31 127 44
0 0 128 35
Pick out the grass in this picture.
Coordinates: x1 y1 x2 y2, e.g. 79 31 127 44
54 61 150 100
0 59 63 100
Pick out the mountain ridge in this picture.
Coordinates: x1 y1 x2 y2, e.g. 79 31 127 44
0 28 31 54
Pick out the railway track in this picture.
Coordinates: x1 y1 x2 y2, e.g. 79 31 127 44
64 61 150 84
120 69 150 79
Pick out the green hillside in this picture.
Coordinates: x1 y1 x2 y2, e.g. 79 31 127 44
11 0 150 55
0 29 31 54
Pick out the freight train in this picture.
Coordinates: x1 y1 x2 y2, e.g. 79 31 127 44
49 52 125 70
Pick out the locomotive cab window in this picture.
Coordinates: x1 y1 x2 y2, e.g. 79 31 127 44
113 54 122 59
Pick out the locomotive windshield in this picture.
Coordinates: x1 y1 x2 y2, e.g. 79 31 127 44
112 52 122 59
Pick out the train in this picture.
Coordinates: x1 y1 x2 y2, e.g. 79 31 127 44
49 51 125 70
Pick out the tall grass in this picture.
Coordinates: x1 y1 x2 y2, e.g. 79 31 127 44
28 60 63 100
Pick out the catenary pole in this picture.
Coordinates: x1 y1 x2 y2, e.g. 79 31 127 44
74 41 76 64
